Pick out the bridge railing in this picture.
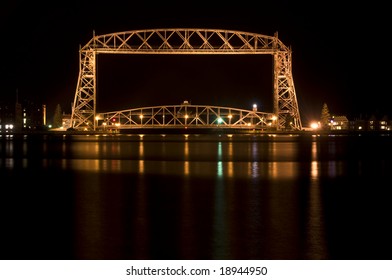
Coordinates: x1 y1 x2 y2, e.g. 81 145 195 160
95 104 277 131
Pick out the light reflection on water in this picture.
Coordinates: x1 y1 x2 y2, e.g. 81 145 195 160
2 135 310 179
307 141 327 259
1 133 392 260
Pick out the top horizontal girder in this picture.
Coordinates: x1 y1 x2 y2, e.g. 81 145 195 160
82 29 290 54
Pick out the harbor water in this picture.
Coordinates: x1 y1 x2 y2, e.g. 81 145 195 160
1 132 392 260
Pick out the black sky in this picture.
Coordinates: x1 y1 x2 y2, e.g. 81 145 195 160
1 1 389 125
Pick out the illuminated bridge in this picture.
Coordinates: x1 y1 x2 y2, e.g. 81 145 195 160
70 28 302 132
96 101 276 132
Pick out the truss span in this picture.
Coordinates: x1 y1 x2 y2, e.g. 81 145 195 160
81 28 290 54
70 28 302 131
96 102 276 131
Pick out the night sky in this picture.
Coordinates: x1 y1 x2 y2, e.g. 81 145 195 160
1 1 389 125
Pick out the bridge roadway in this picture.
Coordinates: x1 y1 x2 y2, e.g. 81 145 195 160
93 101 277 132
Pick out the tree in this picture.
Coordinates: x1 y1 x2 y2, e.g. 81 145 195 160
53 104 63 128
320 103 331 130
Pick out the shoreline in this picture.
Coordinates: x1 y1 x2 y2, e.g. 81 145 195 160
1 129 392 137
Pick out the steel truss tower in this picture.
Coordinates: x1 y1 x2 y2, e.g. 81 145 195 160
70 29 302 131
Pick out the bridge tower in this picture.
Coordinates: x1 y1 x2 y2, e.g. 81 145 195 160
70 29 302 131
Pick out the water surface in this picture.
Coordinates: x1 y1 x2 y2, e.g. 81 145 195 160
1 133 392 260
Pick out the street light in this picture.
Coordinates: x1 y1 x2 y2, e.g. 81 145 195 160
228 114 232 125
95 115 100 131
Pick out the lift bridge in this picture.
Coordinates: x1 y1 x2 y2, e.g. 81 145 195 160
70 28 302 132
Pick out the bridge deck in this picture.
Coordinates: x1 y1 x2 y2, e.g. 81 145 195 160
94 102 277 131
